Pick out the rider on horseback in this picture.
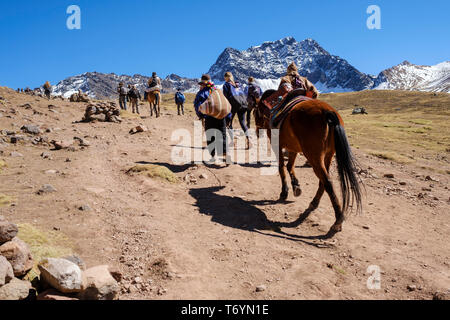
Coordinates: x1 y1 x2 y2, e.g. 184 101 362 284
279 62 318 99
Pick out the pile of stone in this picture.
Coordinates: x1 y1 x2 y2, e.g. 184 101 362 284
81 102 122 123
69 92 90 103
0 216 120 300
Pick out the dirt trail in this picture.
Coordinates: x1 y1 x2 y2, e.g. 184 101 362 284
0 88 448 300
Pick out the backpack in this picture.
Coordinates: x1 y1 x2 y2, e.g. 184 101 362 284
198 88 232 119
129 88 138 99
227 82 248 112
247 84 262 107
175 92 185 104
292 75 307 91
119 86 128 96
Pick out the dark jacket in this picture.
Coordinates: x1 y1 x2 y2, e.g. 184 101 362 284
223 81 247 112
194 87 210 119
247 82 262 108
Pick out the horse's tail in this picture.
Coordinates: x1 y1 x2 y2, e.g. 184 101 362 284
326 111 363 214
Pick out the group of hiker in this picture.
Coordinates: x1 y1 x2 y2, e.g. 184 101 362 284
193 62 318 163
116 72 186 116
16 81 53 100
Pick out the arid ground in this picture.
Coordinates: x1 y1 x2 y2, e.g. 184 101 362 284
0 87 449 300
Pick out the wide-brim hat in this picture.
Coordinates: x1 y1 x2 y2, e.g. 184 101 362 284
198 74 211 85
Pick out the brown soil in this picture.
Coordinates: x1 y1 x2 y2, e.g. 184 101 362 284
0 87 448 300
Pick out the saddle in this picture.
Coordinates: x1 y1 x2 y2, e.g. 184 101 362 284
267 89 312 129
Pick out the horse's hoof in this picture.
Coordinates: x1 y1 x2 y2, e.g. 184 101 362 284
293 186 302 197
279 192 288 202
329 224 342 233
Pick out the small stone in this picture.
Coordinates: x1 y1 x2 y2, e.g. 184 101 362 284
384 173 395 179
0 277 31 300
21 124 41 135
407 285 417 292
0 237 34 277
45 170 58 175
79 265 120 300
37 184 57 194
199 173 208 180
425 176 438 182
0 217 19 244
433 291 450 300
78 204 92 212
362 226 370 230
51 140 73 150
10 151 23 158
0 256 14 286
38 258 83 293
41 152 51 159
256 285 267 292
399 182 407 186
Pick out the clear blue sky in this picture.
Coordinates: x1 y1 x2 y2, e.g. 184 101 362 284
1 0 449 88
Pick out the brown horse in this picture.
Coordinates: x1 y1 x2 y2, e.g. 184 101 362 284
147 90 161 117
255 89 363 234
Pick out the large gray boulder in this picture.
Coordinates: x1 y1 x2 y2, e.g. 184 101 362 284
0 237 34 277
0 278 31 300
0 216 18 244
38 258 83 293
0 256 14 286
79 265 119 300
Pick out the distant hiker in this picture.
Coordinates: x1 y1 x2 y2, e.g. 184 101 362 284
194 74 228 163
246 77 262 129
128 85 142 114
279 62 318 98
175 88 185 115
117 82 128 110
222 71 250 148
43 81 52 100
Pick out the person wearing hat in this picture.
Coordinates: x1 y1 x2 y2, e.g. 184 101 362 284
117 82 128 110
194 74 229 163
223 71 250 149
279 62 318 98
43 81 52 100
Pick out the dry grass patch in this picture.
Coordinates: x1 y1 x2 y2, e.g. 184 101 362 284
127 164 179 183
17 223 74 281
0 194 14 207
320 90 450 171
120 109 141 119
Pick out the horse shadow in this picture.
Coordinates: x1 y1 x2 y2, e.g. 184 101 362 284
189 186 338 247
136 161 193 173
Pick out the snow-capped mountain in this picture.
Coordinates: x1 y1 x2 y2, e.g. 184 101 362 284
52 72 198 99
51 37 449 99
373 61 450 93
208 37 375 93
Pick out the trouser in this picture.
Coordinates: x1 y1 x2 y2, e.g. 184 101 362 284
130 98 139 114
177 103 184 115
246 106 255 128
44 90 51 100
119 95 127 110
228 108 249 140
204 116 227 158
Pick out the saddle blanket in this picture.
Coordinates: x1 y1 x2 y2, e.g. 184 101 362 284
270 95 312 129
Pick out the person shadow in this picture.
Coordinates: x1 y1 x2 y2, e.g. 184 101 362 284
189 186 338 248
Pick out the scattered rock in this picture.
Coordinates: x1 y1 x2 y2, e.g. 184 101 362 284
407 285 417 292
0 277 31 300
432 291 450 300
0 256 14 286
38 258 84 293
0 217 19 244
129 125 148 134
37 289 79 301
384 173 395 179
10 151 23 158
78 204 92 212
425 176 439 182
256 285 267 292
45 170 58 175
79 265 120 300
399 182 407 186
51 140 73 150
352 107 368 115
199 173 208 180
19 103 32 109
37 184 57 195
21 124 41 135
0 237 34 277
62 255 86 271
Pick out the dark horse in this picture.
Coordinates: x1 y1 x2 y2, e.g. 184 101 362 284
255 89 363 234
